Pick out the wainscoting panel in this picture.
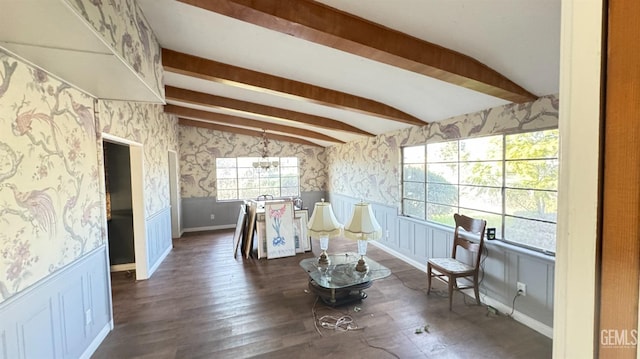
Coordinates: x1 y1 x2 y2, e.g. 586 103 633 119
481 245 508 302
182 191 326 231
430 226 452 259
59 278 87 356
146 207 173 276
0 247 111 359
329 192 555 333
21 300 57 358
0 329 8 359
398 220 412 255
414 224 429 259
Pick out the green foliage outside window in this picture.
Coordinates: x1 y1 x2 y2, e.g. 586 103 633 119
401 129 559 253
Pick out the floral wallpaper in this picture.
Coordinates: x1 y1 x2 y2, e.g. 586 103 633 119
0 49 103 302
179 126 326 198
65 0 164 99
99 100 179 216
327 95 559 207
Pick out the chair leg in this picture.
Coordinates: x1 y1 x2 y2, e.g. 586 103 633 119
426 263 432 295
473 274 481 305
448 275 454 311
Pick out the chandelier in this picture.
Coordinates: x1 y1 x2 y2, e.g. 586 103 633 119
252 130 279 170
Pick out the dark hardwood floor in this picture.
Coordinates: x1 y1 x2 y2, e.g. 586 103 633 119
93 229 552 358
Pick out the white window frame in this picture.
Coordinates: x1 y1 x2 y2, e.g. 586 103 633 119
215 157 300 201
401 129 559 254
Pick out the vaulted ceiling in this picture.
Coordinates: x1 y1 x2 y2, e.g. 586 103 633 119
138 0 561 147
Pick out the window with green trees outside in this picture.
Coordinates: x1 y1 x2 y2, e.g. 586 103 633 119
216 157 300 200
402 129 558 253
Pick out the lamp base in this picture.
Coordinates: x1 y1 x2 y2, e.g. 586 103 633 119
355 257 368 272
318 250 330 266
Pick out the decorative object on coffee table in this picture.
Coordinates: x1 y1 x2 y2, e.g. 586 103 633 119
300 253 391 306
307 199 342 266
344 202 382 272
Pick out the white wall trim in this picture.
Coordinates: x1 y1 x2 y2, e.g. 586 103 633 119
370 240 426 272
476 291 553 339
110 263 135 272
554 0 603 357
129 144 148 279
182 224 236 233
168 150 181 238
148 243 172 277
102 133 142 147
79 322 111 359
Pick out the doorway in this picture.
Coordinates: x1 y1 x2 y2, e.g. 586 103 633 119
102 134 149 279
104 141 135 271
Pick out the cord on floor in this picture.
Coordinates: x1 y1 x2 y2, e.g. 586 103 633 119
311 296 360 336
360 336 400 359
318 314 359 331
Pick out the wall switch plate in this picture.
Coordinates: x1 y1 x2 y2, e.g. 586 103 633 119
517 282 527 296
210 214 215 220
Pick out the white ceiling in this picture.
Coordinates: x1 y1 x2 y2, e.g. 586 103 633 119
11 0 561 146
141 0 561 146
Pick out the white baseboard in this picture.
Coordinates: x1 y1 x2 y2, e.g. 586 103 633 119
370 240 553 339
110 263 135 272
79 318 111 359
182 224 236 232
149 244 172 277
370 240 427 272
475 291 553 338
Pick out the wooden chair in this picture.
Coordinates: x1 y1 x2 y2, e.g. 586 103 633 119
427 213 487 310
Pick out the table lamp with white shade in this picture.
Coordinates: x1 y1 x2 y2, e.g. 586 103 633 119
307 199 342 266
344 202 382 272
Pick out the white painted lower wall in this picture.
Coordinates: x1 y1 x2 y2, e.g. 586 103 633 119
0 246 112 359
0 208 174 359
146 207 173 277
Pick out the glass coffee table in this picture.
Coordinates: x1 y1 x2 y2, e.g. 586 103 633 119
299 253 391 306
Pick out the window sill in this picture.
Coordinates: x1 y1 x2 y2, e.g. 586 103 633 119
398 215 556 263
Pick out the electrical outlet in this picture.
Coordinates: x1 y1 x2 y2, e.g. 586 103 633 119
85 309 92 325
385 230 390 239
210 214 215 220
517 282 527 296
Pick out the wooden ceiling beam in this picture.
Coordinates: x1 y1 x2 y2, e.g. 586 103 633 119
178 0 536 103
165 104 343 144
162 48 425 126
165 86 374 136
178 118 322 147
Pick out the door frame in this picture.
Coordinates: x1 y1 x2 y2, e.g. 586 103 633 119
553 0 604 357
168 150 181 238
102 133 149 280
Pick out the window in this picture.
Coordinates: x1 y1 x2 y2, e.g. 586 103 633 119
401 129 559 253
216 157 300 200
